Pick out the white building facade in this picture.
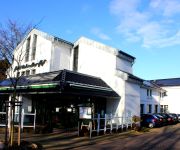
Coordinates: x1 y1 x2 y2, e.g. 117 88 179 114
12 29 73 77
73 37 142 117
4 29 143 119
153 79 180 114
3 28 178 130
140 81 166 114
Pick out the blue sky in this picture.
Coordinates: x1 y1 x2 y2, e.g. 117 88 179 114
1 0 180 80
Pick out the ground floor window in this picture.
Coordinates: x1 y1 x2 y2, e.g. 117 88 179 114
154 105 158 113
147 104 152 113
0 99 6 112
160 105 168 113
140 104 144 114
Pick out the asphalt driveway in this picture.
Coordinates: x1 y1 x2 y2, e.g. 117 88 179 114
73 123 180 150
0 123 180 149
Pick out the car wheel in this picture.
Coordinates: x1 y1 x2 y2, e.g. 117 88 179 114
149 123 154 128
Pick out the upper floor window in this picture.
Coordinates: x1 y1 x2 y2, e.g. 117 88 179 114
160 92 166 99
73 46 79 72
21 71 25 76
25 36 31 62
31 34 37 60
26 70 30 76
147 89 152 98
160 92 163 99
31 69 36 75
17 72 20 78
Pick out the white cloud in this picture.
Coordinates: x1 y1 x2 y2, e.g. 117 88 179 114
110 0 140 15
150 0 180 17
91 27 111 40
163 0 180 17
110 0 180 48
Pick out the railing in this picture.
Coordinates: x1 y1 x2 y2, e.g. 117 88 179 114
0 109 36 131
21 109 36 130
79 113 133 139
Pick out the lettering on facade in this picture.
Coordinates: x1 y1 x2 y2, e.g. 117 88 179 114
14 60 47 72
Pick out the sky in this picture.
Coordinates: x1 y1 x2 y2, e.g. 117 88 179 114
1 0 180 80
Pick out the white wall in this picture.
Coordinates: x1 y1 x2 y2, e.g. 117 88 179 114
50 42 72 71
106 75 126 116
125 82 140 116
76 38 116 78
12 29 73 76
75 37 140 117
12 29 52 76
140 87 161 114
161 86 180 114
116 57 133 74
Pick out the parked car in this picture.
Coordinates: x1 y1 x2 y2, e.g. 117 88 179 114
141 114 161 128
177 114 180 122
153 114 166 126
168 113 178 124
158 113 174 125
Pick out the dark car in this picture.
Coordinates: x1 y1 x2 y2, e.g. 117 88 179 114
177 114 180 122
158 113 174 125
141 114 161 128
168 113 178 124
153 114 166 126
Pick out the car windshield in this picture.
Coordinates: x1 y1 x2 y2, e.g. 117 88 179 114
153 115 158 119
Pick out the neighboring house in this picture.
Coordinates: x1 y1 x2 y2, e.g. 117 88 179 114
140 81 166 114
153 78 180 114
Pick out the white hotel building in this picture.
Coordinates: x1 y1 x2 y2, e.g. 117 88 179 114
0 29 177 128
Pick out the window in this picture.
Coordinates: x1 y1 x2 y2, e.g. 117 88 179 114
160 92 166 99
140 104 144 114
160 92 163 99
31 69 36 75
160 105 168 113
147 104 152 113
164 105 168 113
31 34 37 60
25 36 31 62
73 46 79 72
160 105 163 113
154 105 158 113
26 70 30 76
21 71 25 76
17 72 20 78
147 89 152 98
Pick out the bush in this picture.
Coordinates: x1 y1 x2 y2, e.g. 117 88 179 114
132 115 141 131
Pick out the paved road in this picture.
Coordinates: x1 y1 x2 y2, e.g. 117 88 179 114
73 123 180 150
0 123 180 149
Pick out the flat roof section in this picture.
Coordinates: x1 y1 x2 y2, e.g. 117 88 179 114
0 70 120 98
153 78 180 86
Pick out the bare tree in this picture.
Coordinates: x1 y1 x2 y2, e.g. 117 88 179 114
0 19 32 147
